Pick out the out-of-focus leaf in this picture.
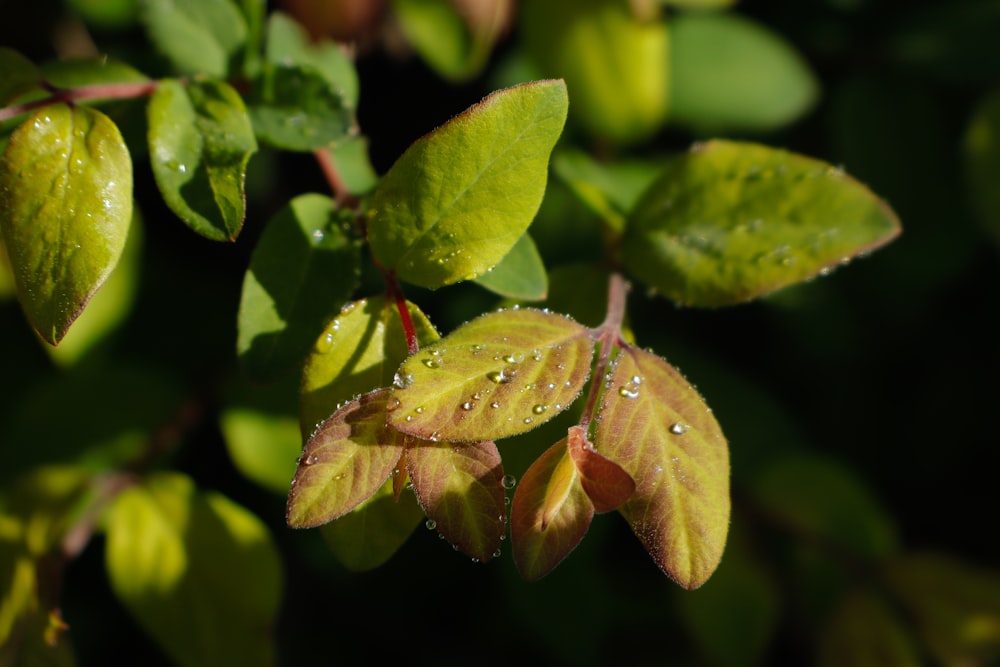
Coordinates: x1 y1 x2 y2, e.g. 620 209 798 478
540 264 611 328
0 466 92 557
324 134 377 195
67 0 138 29
519 0 669 144
659 0 735 8
669 12 819 133
890 1 1000 83
0 104 132 344
594 345 729 589
473 234 548 301
0 48 42 105
367 80 567 288
148 78 257 241
220 410 300 495
139 0 247 77
248 64 353 151
406 438 505 563
964 91 1000 247
40 58 149 89
623 140 901 307
387 308 594 442
817 589 922 667
105 472 282 667
264 11 359 108
237 194 360 382
552 149 661 233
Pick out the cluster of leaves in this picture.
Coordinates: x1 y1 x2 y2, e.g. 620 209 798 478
3 0 1000 665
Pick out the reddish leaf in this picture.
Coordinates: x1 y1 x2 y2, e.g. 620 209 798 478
567 425 635 513
510 437 594 582
594 345 730 589
405 438 505 563
286 388 405 528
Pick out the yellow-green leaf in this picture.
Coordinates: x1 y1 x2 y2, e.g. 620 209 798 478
472 233 548 301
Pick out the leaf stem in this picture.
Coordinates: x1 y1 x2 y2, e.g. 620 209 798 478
0 80 160 122
314 146 360 209
579 272 631 432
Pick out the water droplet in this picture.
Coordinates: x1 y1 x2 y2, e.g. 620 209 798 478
546 383 556 390
669 422 690 435
429 431 440 442
488 369 516 384
619 386 640 399
503 353 524 364
490 401 500 409
493 548 502 558
422 357 442 368
523 417 533 425
461 401 475 411
386 397 401 411
303 454 319 465
393 372 414 389
415 406 424 414
502 475 517 489
532 404 547 415
425 519 437 530
312 228 325 242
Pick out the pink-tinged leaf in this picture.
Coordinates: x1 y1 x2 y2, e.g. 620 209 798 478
388 308 594 442
593 345 730 589
286 388 405 528
405 438 505 563
567 425 635 513
510 436 594 582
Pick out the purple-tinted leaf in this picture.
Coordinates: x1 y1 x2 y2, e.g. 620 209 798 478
566 425 635 513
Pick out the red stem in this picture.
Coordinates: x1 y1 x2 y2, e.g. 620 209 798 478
0 80 161 122
578 272 630 432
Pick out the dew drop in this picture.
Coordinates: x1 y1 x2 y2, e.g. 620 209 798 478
425 519 437 530
490 401 500 409
422 357 442 369
488 369 515 384
429 431 440 442
393 372 414 389
386 396 401 412
532 404 547 415
461 401 475 411
619 387 640 399
303 454 319 466
669 422 690 435
311 228 325 242
415 406 424 414
493 548 502 559
523 417 533 425
503 353 524 364
501 474 517 489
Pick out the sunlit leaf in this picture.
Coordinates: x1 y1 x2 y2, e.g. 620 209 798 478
300 296 438 437
594 345 729 589
964 91 1000 247
265 10 359 108
405 438 505 563
287 389 405 528
0 48 42 105
220 409 300 495
0 104 132 344
367 80 567 288
566 425 634 513
473 233 548 301
139 0 247 77
817 589 922 667
236 193 360 382
387 308 594 442
510 436 593 581
105 472 282 667
148 78 257 241
623 140 901 307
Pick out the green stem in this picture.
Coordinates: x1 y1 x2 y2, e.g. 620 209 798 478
0 80 161 122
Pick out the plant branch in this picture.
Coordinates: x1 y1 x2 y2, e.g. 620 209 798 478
0 80 160 122
314 146 360 209
579 272 631 432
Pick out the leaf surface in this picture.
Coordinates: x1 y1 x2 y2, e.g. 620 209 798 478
265 11 359 108
0 48 42 105
367 80 567 287
387 308 594 442
566 425 634 513
593 345 729 588
623 140 902 306
472 233 548 301
140 0 247 77
0 105 132 344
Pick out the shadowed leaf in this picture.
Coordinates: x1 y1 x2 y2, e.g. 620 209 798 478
473 233 548 301
265 11 359 108
567 425 634 513
140 0 247 77
817 589 922 667
0 48 42 105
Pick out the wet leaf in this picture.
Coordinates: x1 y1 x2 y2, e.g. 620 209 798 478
264 11 359 108
236 194 360 382
405 438 505 563
473 233 548 301
623 140 902 307
567 425 634 513
594 345 729 589
367 80 567 287
817 589 922 667
286 389 406 528
148 78 257 241
0 48 42 105
0 104 132 345
387 308 594 442
140 0 247 77
510 436 593 581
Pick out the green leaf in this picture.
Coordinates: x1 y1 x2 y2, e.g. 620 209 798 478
406 438 506 563
367 80 568 288
300 296 438 437
473 233 548 301
594 345 729 589
1 466 92 557
964 91 1000 247
67 0 138 29
510 436 593 581
287 389 406 529
324 135 377 195
319 480 425 572
0 48 43 105
236 193 360 382
817 589 922 667
0 104 133 345
387 308 594 442
659 0 736 8
264 11 359 108
622 140 902 307
220 409 300 495
105 472 282 667
139 0 247 77
148 78 257 241
248 64 354 152
41 56 149 90
669 12 819 133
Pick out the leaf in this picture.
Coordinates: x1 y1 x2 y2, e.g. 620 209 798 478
659 0 736 8
286 389 406 528
0 48 43 105
387 307 594 442
964 91 1000 246
0 104 133 345
324 135 377 195
248 63 354 152
889 1 1000 83
668 12 819 133
366 80 568 288
510 436 593 581
139 0 247 77
299 296 438 437
148 78 257 241
473 233 548 301
67 0 138 29
319 480 425 572
593 345 729 589
220 409 300 495
41 57 149 90
405 438 505 563
264 11 359 108
622 140 902 307
566 425 634 513
817 589 922 667
236 193 360 382
105 472 282 667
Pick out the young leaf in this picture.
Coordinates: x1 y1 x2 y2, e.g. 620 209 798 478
593 345 729 589
0 48 43 105
510 436 594 582
0 105 132 345
405 438 506 563
105 472 282 667
287 389 406 529
236 193 360 382
148 78 257 241
472 233 548 301
566 425 634 513
387 307 594 442
139 0 248 77
622 140 902 307
300 297 438 437
367 80 568 288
